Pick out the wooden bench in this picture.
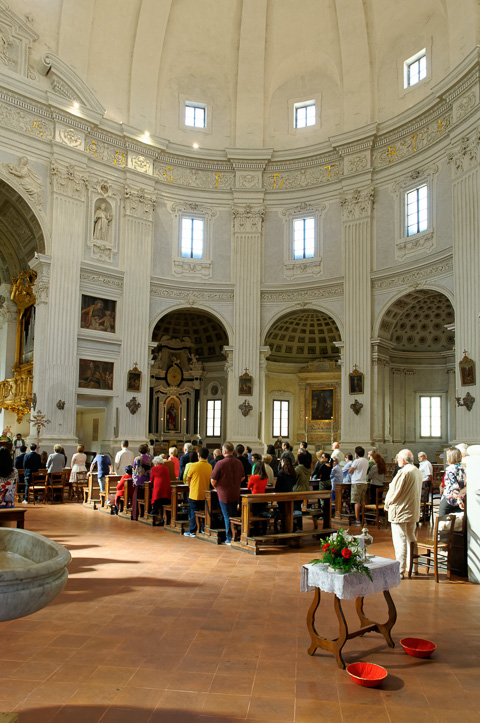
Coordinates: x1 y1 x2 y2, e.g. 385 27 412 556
83 472 99 509
334 483 353 520
164 484 190 533
99 474 122 514
15 468 25 504
0 508 26 528
232 490 334 554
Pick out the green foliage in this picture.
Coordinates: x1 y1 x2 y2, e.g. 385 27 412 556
309 527 373 580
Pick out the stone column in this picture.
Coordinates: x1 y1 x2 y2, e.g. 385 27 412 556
116 183 156 445
404 370 416 443
258 345 270 447
449 132 480 443
29 254 51 429
371 340 392 445
229 205 264 444
340 187 374 448
0 289 17 432
447 367 456 442
223 346 235 442
39 161 88 447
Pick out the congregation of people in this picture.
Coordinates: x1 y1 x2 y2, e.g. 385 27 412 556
0 431 467 574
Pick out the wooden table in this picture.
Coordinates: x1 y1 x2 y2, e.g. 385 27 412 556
0 508 26 528
301 556 401 669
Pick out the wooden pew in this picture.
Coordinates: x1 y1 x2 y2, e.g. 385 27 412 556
196 489 226 544
83 472 99 508
233 490 333 555
15 468 25 504
28 470 48 504
117 477 135 520
334 483 353 520
0 508 26 528
99 474 122 514
164 484 190 533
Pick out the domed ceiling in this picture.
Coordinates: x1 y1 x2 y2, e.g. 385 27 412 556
152 310 228 361
18 0 476 152
380 290 455 352
265 310 341 363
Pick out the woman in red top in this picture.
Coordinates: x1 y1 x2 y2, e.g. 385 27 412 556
168 447 180 479
248 461 268 527
115 465 133 514
150 457 172 525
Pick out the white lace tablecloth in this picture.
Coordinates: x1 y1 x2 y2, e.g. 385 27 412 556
301 556 401 600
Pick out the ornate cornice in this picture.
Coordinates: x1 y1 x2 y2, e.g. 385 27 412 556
261 282 343 302
372 256 453 291
80 267 124 292
150 282 234 302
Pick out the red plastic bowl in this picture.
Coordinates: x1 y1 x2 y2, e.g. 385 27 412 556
400 637 436 658
346 662 388 687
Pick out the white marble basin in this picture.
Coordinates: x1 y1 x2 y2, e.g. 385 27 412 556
0 528 71 622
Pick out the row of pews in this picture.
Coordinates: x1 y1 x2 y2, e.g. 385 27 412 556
83 473 335 555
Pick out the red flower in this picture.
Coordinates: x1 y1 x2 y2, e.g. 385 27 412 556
322 543 330 551
341 548 352 559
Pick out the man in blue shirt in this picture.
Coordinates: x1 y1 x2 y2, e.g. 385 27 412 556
89 453 112 493
22 443 42 504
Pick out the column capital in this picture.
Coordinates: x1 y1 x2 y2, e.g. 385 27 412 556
232 204 265 233
340 185 374 221
448 131 480 178
123 185 156 220
50 160 88 200
29 253 52 305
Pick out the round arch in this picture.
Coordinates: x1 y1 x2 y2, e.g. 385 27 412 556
149 302 233 349
0 171 50 264
263 307 343 363
262 303 344 350
373 285 455 342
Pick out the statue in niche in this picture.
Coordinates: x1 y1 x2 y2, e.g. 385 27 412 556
93 201 112 241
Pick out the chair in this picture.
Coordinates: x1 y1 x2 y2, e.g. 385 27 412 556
15 468 25 503
419 480 433 523
362 485 387 528
408 514 455 582
28 471 48 504
72 471 88 502
46 472 65 503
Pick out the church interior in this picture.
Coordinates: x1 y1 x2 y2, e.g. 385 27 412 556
0 0 479 720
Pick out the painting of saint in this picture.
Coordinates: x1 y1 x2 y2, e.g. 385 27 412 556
81 295 116 333
310 388 334 421
78 359 114 390
165 399 180 432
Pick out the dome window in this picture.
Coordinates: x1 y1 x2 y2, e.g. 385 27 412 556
404 49 427 88
185 102 206 128
294 100 315 128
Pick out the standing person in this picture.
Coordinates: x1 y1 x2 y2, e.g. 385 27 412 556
331 441 345 465
184 448 212 537
14 445 27 470
367 451 387 502
266 445 279 477
0 447 17 508
130 444 151 521
22 443 41 504
168 447 180 479
293 452 311 531
343 453 354 481
115 465 133 515
262 455 274 486
150 457 172 524
384 449 422 578
179 442 193 481
298 442 312 469
182 450 198 482
417 452 433 485
114 440 135 475
89 452 111 495
210 442 245 545
347 446 369 525
69 444 87 485
211 448 224 469
46 445 66 474
235 444 252 479
280 442 295 467
330 456 343 488
312 451 332 490
13 433 25 460
439 447 466 515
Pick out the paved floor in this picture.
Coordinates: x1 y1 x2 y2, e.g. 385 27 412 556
0 504 477 722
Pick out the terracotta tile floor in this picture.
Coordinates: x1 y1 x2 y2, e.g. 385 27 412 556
1 504 477 722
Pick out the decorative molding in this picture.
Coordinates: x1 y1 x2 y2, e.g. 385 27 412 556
172 259 212 279
126 397 141 415
0 1 38 79
51 161 88 199
237 172 260 188
153 161 234 189
31 255 51 305
373 111 452 168
129 154 152 175
281 201 326 221
453 90 476 123
345 154 368 174
38 53 105 114
396 230 435 261
56 399 65 410
265 161 341 191
57 126 84 149
340 186 374 221
168 201 218 222
350 399 363 415
372 258 453 290
150 282 233 302
239 399 253 417
80 268 124 291
85 137 126 167
232 205 264 233
3 156 43 208
123 185 156 220
448 132 480 178
261 282 343 302
284 259 323 280
391 164 439 193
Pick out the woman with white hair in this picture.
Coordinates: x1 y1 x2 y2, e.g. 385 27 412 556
439 447 466 515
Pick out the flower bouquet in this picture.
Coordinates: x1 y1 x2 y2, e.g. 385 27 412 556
310 527 373 580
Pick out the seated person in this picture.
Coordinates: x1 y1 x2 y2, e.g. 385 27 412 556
0 447 17 508
150 457 172 524
115 465 133 514
248 461 268 529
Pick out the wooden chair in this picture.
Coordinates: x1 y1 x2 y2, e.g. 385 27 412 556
419 481 433 523
72 471 88 502
28 471 48 504
15 468 25 503
408 514 455 582
362 485 387 528
46 472 65 504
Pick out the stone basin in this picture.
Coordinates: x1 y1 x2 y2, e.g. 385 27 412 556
0 528 71 622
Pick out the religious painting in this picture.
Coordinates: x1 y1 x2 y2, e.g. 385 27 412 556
239 371 253 396
126 364 142 392
310 388 335 421
80 295 116 333
78 359 114 390
459 353 476 386
349 368 364 395
165 397 180 433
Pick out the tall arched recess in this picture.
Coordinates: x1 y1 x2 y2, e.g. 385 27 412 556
149 309 229 447
263 309 342 449
372 289 455 460
0 179 47 432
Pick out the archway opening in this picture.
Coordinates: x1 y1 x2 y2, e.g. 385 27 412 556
375 289 455 460
149 310 229 447
263 309 341 449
